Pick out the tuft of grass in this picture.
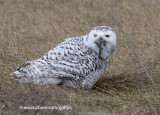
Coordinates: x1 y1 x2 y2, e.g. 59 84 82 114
0 0 160 114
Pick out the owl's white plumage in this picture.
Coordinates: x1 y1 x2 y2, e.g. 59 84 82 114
12 26 117 89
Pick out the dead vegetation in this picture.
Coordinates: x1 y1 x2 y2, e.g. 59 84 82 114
0 0 160 114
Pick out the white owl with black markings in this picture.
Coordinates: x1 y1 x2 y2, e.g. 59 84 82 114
11 26 117 89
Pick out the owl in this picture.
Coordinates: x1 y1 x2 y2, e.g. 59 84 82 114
11 26 117 89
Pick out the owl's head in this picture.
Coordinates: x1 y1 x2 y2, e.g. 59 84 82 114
85 26 117 58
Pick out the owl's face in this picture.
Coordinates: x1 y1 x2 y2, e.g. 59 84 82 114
86 26 117 57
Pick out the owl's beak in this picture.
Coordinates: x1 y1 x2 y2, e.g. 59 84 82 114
95 38 104 47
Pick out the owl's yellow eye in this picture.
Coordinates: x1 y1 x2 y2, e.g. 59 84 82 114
94 34 97 37
105 35 110 38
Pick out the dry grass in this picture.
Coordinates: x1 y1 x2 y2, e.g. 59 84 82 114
0 0 160 114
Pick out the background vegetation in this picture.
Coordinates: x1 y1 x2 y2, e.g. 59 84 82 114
0 0 160 114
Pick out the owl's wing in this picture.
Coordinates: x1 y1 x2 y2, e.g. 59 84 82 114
48 52 99 80
40 35 99 80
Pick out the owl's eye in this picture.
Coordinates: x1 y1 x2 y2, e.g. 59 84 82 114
105 35 110 38
94 34 97 37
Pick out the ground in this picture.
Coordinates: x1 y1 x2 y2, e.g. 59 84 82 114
0 0 160 114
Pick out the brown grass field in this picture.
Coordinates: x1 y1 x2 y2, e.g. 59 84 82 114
0 0 160 114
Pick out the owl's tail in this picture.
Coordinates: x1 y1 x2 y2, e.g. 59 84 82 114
11 61 33 81
11 60 50 84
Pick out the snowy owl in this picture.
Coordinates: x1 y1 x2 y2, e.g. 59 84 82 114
11 26 117 89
